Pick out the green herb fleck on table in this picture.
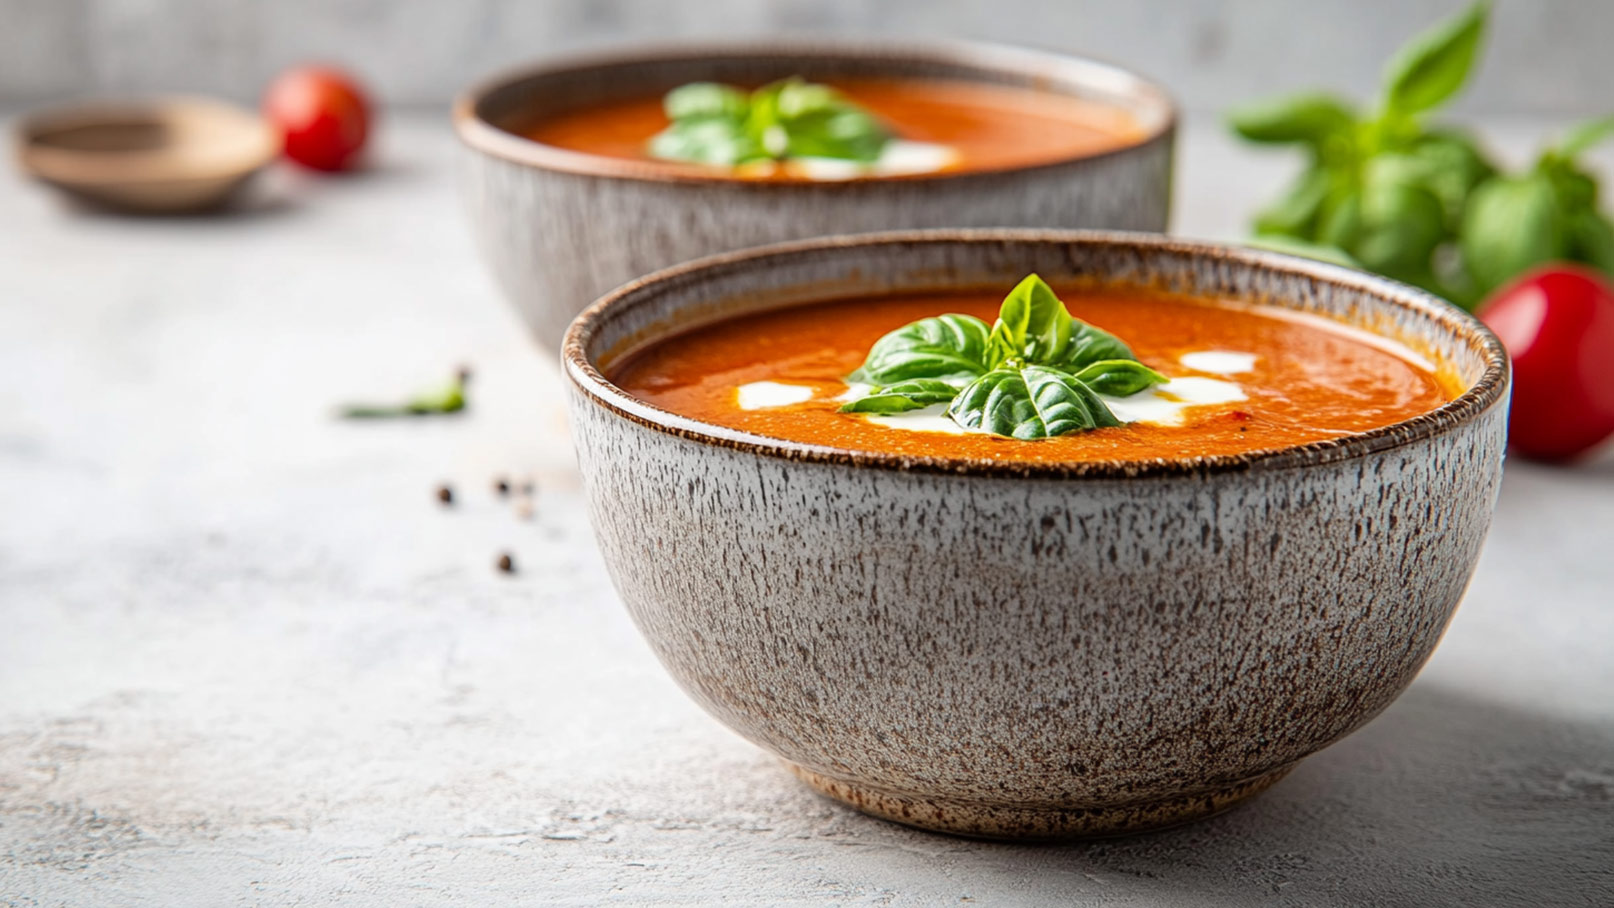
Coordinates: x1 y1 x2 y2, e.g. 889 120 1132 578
1228 1 1614 309
839 275 1166 439
338 367 469 419
648 77 892 166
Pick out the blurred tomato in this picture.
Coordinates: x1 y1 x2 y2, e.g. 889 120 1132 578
1477 265 1614 461
263 66 370 171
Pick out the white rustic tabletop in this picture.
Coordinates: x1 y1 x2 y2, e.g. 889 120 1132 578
2 113 1611 907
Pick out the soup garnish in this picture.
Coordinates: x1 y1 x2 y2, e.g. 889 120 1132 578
841 275 1167 438
649 78 895 167
522 78 1143 181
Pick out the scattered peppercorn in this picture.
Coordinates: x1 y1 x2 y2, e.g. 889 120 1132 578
436 484 454 505
496 552 515 573
520 479 536 496
494 476 511 496
456 365 473 385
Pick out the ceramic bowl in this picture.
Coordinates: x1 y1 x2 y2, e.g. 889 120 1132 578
15 97 277 213
456 41 1175 350
563 230 1509 839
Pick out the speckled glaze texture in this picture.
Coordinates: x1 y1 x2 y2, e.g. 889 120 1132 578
563 231 1510 839
456 42 1175 350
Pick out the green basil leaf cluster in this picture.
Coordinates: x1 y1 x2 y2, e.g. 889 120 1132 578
1227 1 1614 308
839 275 1166 439
1459 124 1614 297
648 78 891 167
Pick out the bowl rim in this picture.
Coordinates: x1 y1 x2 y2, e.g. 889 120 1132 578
563 229 1510 480
452 38 1177 186
14 95 278 186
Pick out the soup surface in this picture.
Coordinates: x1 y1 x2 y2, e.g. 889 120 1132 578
520 78 1144 177
609 289 1456 462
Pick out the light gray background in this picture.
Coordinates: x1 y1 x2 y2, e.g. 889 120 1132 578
4 0 1613 115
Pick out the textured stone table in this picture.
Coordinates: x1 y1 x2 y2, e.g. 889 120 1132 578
2 114 1611 907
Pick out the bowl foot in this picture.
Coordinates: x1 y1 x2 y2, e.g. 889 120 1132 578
784 762 1294 840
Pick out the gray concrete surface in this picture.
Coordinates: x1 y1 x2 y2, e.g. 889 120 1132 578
5 0 1614 115
1 114 1612 907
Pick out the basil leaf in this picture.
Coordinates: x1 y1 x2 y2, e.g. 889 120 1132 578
1254 166 1334 237
1048 318 1135 371
663 82 749 121
949 366 1119 440
1245 235 1364 269
1460 172 1566 297
1556 115 1614 159
1368 131 1496 227
1226 92 1357 146
987 274 1135 371
1355 181 1448 276
648 118 767 166
1070 359 1169 397
847 314 993 385
774 79 841 118
1568 210 1614 275
1382 1 1488 116
987 273 1067 364
838 378 959 414
785 107 889 162
1542 160 1598 213
1317 192 1364 250
339 371 468 419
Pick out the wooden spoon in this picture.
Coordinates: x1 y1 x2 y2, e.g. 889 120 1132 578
15 97 279 213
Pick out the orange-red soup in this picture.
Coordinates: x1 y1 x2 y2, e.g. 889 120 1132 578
610 289 1456 463
521 79 1144 176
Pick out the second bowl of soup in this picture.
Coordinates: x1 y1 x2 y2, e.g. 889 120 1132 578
456 41 1174 348
564 230 1509 840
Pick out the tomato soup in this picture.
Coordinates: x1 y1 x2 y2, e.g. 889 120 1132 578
521 79 1144 177
610 290 1455 462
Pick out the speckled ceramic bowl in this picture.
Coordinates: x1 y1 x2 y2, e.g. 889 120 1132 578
563 230 1509 840
456 41 1174 350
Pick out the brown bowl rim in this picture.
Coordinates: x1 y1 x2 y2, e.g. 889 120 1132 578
452 38 1177 186
14 95 278 187
563 229 1510 480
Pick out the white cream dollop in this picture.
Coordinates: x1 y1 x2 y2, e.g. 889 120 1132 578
736 381 815 410
864 404 975 435
1179 351 1257 375
781 141 961 181
1100 377 1246 427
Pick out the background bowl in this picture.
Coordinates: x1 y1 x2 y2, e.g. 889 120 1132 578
456 41 1175 351
15 97 277 213
563 230 1509 840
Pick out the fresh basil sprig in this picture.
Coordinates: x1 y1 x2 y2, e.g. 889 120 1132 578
339 368 469 419
1460 122 1614 296
839 275 1166 439
1227 1 1614 308
649 77 891 167
839 379 961 414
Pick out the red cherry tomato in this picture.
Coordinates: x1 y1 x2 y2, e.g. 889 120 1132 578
1477 265 1614 462
263 66 370 172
